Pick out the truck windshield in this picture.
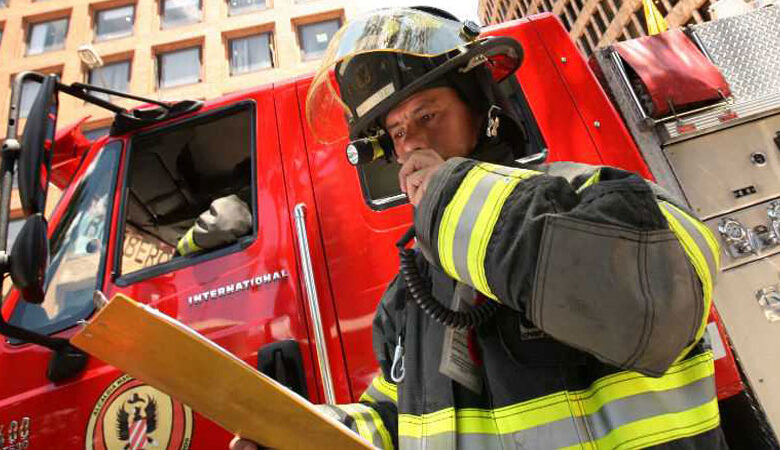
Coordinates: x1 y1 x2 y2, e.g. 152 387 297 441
10 141 121 336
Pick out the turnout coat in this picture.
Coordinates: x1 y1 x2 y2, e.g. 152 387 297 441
319 158 726 450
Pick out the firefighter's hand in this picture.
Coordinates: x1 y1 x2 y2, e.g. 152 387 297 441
398 149 445 206
229 436 264 450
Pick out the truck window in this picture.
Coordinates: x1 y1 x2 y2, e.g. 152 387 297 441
9 141 122 336
356 159 405 210
116 102 255 281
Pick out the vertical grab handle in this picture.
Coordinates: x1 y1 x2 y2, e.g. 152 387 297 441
293 203 336 404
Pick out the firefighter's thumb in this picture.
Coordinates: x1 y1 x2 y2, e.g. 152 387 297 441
229 436 260 450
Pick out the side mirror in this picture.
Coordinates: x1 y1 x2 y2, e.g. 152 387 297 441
19 75 58 216
9 214 49 304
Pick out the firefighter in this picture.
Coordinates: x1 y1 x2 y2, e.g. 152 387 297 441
175 194 252 256
232 7 726 449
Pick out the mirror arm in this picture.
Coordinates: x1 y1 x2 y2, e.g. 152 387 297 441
55 82 128 115
68 82 172 109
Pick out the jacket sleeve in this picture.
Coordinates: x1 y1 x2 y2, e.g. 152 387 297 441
415 158 720 377
313 277 403 449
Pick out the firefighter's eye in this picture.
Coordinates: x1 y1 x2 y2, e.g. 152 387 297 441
421 113 435 122
393 129 406 140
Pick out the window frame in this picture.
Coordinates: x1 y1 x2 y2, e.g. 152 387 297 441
18 71 62 118
156 45 202 89
227 0 267 16
93 3 136 42
83 126 111 141
356 161 407 211
296 17 342 61
26 16 70 56
228 32 274 76
87 59 132 100
112 100 258 287
7 140 123 338
160 0 202 29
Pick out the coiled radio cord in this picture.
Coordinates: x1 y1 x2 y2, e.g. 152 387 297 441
397 226 499 330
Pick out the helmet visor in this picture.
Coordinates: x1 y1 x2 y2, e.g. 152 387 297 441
306 8 475 143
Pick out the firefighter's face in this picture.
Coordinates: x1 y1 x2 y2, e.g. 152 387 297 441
385 87 480 164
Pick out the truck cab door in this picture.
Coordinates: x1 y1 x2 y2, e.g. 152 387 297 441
95 97 320 449
0 95 319 450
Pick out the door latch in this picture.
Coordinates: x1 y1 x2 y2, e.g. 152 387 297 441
258 340 309 399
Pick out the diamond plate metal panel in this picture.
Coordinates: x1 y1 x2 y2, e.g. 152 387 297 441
691 7 780 102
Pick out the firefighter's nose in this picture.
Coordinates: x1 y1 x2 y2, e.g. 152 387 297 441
396 145 416 164
396 131 427 163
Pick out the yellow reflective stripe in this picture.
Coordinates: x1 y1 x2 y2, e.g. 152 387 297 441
438 162 539 299
570 352 714 416
561 398 720 450
363 403 395 450
438 168 488 282
398 352 714 439
360 392 376 403
666 202 721 272
176 227 201 255
341 404 376 445
477 162 540 178
466 173 522 300
374 375 398 403
659 202 715 361
659 202 714 293
576 168 602 193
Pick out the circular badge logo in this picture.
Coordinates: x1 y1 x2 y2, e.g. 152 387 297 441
86 375 193 450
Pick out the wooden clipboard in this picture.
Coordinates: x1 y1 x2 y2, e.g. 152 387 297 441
71 294 372 450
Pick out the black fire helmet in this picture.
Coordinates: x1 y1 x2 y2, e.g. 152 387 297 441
305 7 524 144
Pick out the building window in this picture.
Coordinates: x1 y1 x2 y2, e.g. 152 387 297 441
297 18 340 60
162 0 201 28
157 46 201 88
7 219 24 249
27 18 69 55
20 80 39 118
88 60 131 100
228 0 265 15
0 0 7 7
83 126 110 141
95 5 135 41
19 75 61 118
230 33 273 75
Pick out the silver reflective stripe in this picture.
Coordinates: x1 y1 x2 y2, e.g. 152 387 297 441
582 376 715 441
450 171 502 285
316 404 350 423
343 404 387 449
399 373 716 449
660 202 718 279
322 404 388 449
363 379 397 405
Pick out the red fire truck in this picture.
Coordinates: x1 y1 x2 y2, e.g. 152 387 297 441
0 7 775 449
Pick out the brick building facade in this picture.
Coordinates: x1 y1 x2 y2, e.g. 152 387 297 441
478 0 713 54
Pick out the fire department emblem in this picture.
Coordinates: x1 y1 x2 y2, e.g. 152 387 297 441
86 375 193 450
